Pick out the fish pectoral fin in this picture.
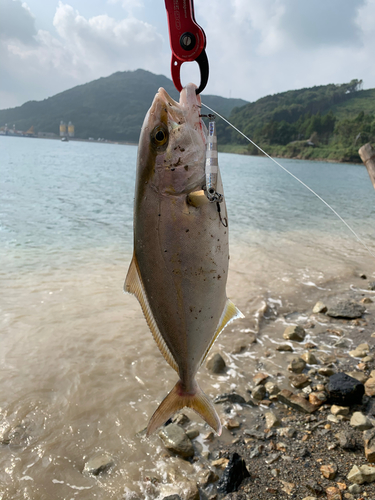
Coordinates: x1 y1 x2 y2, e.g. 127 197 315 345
124 256 179 373
199 299 244 367
147 380 222 436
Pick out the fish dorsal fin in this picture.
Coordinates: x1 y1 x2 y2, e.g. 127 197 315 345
124 256 179 373
199 299 244 367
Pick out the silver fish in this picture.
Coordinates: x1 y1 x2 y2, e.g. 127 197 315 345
125 83 243 435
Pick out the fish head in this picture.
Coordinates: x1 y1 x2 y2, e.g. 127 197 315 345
137 83 206 195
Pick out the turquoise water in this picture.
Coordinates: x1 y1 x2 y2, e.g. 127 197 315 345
1 136 374 270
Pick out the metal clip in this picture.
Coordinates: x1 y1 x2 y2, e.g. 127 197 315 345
164 0 209 94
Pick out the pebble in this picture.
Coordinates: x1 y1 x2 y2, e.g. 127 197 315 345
363 428 375 462
302 498 318 500
211 458 229 469
276 344 293 352
368 281 375 290
283 325 306 342
362 297 373 304
197 469 219 488
365 377 375 397
320 463 338 480
213 393 247 405
350 411 373 430
345 371 368 384
252 385 266 400
253 372 269 386
326 300 366 319
312 301 327 314
206 353 226 374
277 427 296 438
265 411 281 429
265 381 280 396
347 464 375 484
158 424 194 458
280 480 295 495
277 389 318 414
349 343 370 358
301 351 318 365
309 391 327 406
326 486 342 500
318 367 336 377
83 453 114 476
331 405 350 416
288 357 306 374
327 373 365 406
224 418 241 430
348 484 362 494
336 430 356 450
186 429 199 440
289 373 310 388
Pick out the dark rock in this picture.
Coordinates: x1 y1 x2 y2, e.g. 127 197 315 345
206 353 226 374
327 373 365 406
336 430 356 450
213 393 247 405
283 325 306 342
83 453 114 476
163 496 181 500
158 424 194 458
217 453 250 494
368 281 375 291
326 300 366 319
306 479 324 496
363 428 375 462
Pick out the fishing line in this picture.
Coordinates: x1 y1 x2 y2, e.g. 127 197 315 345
202 101 375 260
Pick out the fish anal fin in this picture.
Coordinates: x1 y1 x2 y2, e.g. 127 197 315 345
124 256 179 373
147 380 222 436
199 299 244 367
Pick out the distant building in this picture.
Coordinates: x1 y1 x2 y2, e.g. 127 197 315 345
60 121 67 137
68 121 75 138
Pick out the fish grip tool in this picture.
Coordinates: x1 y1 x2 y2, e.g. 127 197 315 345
164 0 209 94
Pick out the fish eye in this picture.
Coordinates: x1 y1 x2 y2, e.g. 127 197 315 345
151 124 169 148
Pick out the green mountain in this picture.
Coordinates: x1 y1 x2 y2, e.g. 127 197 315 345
221 79 375 162
0 69 247 143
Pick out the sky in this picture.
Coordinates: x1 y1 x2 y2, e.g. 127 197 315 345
1 0 375 109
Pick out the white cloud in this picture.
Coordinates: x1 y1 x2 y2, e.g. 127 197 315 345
0 1 165 108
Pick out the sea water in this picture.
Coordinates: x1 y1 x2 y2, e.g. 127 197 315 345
0 136 374 499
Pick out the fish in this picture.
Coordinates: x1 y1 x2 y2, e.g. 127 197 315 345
125 83 243 436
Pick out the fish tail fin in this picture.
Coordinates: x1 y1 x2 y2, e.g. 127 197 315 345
146 380 222 437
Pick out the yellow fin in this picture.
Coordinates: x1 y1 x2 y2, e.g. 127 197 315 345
147 379 222 436
124 256 179 373
199 299 244 367
186 190 209 207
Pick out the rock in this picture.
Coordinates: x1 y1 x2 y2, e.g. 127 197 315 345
288 357 306 374
326 300 366 319
163 496 181 500
362 297 373 304
325 486 342 500
350 411 372 430
224 418 241 430
159 424 194 458
365 377 375 397
346 371 368 384
368 281 375 290
289 374 310 389
336 430 356 450
331 405 350 416
253 372 269 386
277 389 319 414
211 458 229 469
348 484 361 494
302 498 318 500
320 464 338 480
265 381 280 396
302 385 312 395
197 469 219 488
172 413 190 426
213 393 247 405
277 427 296 439
349 343 370 358
186 429 199 440
313 301 327 314
283 325 306 342
217 453 250 494
276 344 293 352
319 353 337 365
318 367 336 377
327 415 339 424
363 428 375 462
306 480 324 496
206 353 226 374
309 391 327 406
327 373 365 406
83 453 114 476
265 411 281 428
280 480 295 495
347 464 375 484
252 385 266 400
301 352 318 365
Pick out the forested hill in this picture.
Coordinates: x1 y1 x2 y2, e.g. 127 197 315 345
220 79 375 162
0 70 247 143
